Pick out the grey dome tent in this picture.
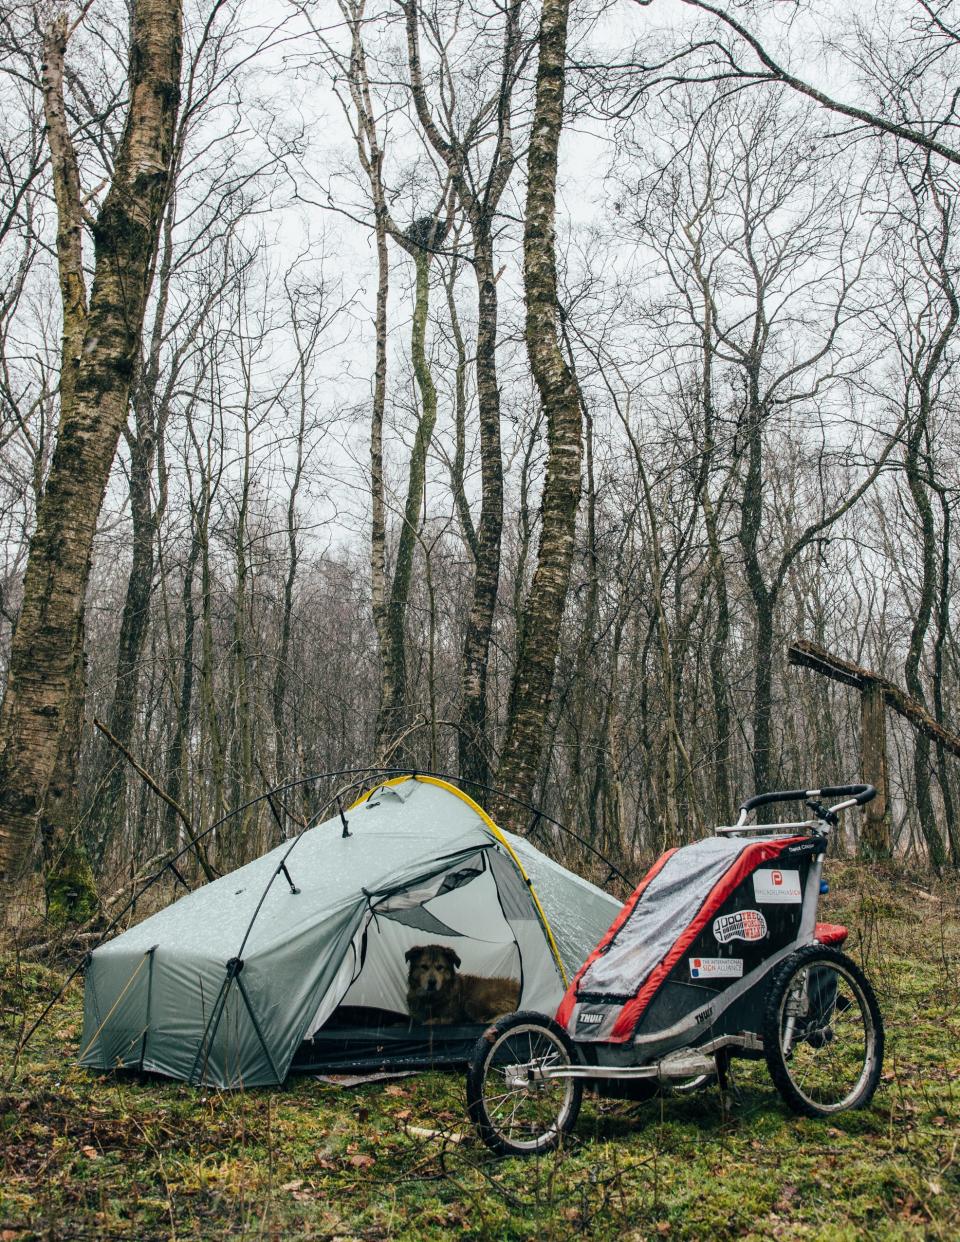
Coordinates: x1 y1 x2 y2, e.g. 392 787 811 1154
79 776 621 1088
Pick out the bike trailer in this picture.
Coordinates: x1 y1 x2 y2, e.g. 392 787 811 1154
556 833 825 1057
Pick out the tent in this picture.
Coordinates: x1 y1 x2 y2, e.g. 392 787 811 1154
79 776 621 1087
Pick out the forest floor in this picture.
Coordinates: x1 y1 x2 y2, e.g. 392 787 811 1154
1 862 958 1241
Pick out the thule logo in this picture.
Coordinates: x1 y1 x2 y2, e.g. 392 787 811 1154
577 1011 604 1026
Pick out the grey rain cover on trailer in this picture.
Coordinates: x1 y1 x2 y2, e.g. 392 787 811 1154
79 778 621 1087
576 838 754 1001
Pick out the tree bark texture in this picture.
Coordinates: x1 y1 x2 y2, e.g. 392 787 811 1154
0 0 184 889
903 421 942 867
90 203 175 860
933 492 959 866
737 361 776 801
457 237 504 791
369 188 393 754
377 246 440 756
492 0 581 827
860 681 892 858
689 232 732 820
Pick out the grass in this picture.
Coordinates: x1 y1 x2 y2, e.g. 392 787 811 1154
1 863 958 1240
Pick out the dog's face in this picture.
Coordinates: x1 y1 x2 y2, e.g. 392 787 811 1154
405 945 461 997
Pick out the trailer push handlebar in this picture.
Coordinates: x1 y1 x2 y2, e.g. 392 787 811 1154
717 784 877 834
739 785 877 815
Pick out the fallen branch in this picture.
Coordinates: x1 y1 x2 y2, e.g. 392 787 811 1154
20 930 102 961
787 639 960 759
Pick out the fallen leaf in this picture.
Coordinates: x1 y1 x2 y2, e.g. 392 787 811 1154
80 1145 99 1160
927 1179 942 1196
348 1153 374 1169
280 1179 303 1192
656 1222 671 1235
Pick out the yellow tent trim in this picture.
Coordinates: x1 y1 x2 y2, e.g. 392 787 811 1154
348 774 568 986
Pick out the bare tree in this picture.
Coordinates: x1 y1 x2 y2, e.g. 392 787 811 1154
869 152 959 867
401 0 526 789
492 0 583 827
0 0 184 917
88 0 297 858
671 0 960 167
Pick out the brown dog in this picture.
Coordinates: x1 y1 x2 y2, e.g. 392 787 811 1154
404 945 520 1025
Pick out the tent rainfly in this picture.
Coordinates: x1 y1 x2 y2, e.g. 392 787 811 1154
79 776 621 1087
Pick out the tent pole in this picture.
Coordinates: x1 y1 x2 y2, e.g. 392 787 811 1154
138 945 158 1071
188 969 234 1086
234 971 282 1084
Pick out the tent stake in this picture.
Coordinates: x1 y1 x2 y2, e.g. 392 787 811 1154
337 797 350 838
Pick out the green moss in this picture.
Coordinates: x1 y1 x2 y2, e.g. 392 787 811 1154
44 839 99 926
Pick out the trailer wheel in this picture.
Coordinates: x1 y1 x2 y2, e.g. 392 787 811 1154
466 1011 582 1156
763 945 884 1118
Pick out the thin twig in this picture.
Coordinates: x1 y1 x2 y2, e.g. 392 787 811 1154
93 718 215 881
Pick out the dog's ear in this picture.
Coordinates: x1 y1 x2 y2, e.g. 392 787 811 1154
405 946 423 964
442 946 461 969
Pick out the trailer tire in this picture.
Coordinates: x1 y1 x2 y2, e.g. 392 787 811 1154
466 1011 582 1156
763 945 883 1119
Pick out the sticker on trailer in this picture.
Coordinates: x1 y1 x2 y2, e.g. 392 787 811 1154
576 1009 608 1034
713 909 768 943
689 957 744 979
753 868 803 904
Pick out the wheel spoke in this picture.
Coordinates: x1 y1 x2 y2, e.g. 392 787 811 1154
475 1020 579 1153
776 958 876 1112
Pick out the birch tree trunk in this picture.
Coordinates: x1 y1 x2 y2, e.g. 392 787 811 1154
492 0 582 825
457 234 504 790
0 0 184 906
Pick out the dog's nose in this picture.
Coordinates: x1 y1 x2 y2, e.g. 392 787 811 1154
426 978 436 991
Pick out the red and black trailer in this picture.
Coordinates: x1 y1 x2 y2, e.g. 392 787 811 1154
466 785 885 1156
